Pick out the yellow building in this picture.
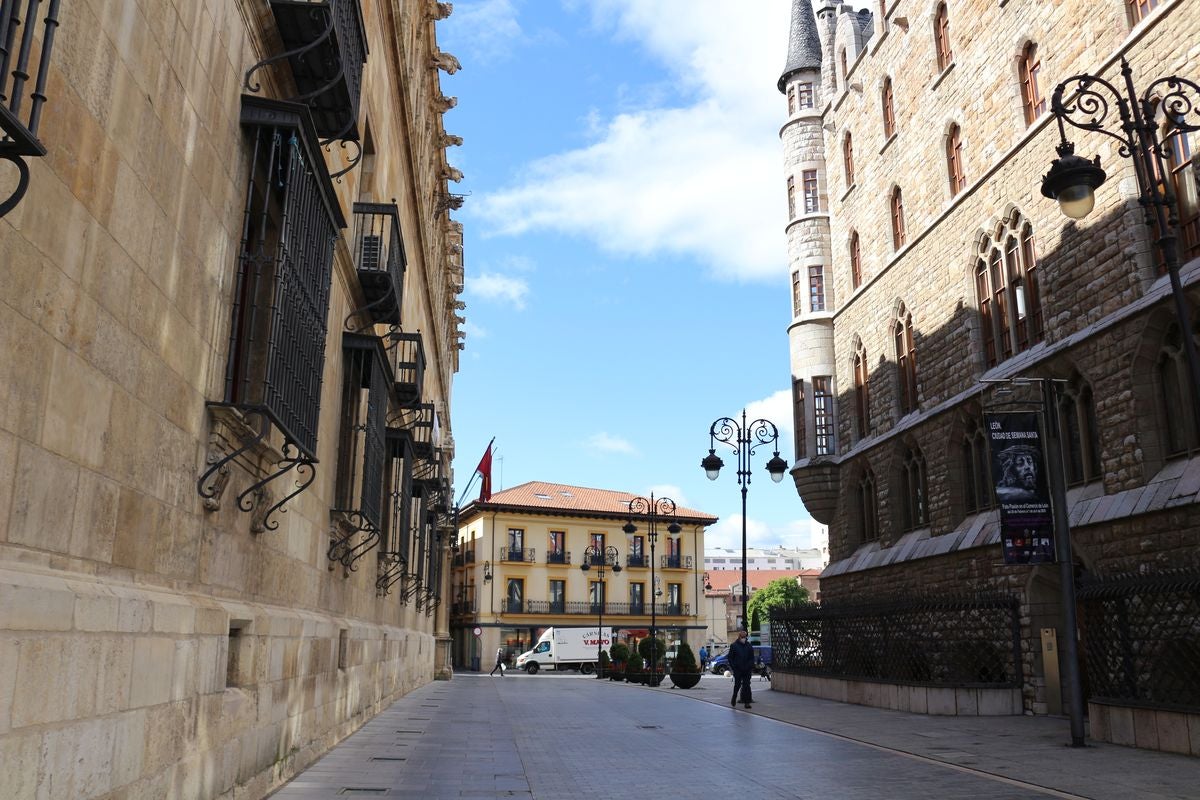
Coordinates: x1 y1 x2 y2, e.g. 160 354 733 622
452 482 718 670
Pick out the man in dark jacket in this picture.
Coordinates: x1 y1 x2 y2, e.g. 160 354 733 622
728 627 755 708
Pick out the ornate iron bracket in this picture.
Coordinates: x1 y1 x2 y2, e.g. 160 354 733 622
328 511 382 570
325 136 362 182
199 406 318 532
376 552 406 596
244 8 335 95
0 152 32 217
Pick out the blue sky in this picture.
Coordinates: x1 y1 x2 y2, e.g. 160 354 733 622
439 0 820 551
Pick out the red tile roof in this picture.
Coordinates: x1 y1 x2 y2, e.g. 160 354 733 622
460 481 718 524
704 569 820 594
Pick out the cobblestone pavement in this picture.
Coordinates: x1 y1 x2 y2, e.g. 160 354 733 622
268 671 1200 799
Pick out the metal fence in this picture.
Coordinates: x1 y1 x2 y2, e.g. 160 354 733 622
1078 569 1200 713
771 594 1022 687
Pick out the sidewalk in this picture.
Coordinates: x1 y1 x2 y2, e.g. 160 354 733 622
268 671 1200 799
674 673 1200 800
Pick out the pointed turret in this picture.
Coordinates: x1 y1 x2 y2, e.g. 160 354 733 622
778 0 823 93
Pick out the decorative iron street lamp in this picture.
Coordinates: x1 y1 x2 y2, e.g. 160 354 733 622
580 544 620 677
701 410 788 629
1040 58 1200 422
624 494 680 678
0 0 62 218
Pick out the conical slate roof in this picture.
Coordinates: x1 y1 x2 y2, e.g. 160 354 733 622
778 0 822 93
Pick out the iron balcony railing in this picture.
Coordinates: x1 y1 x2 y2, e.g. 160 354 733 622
501 547 535 563
451 599 477 616
388 332 425 406
662 604 689 616
626 554 648 568
1078 569 1200 713
0 0 61 217
661 554 692 569
504 599 525 614
546 550 571 565
517 601 688 616
770 593 1022 688
392 402 435 459
452 550 476 567
585 551 617 567
349 203 406 326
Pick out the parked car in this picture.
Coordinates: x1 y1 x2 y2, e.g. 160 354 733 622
708 645 772 676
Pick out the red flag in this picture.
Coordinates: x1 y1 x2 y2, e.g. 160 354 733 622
475 440 494 501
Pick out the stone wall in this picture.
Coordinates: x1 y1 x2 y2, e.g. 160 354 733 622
0 0 464 797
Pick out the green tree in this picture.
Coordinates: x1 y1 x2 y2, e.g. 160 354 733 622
746 578 810 632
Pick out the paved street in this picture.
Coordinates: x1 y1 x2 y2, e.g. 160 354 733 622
269 673 1200 799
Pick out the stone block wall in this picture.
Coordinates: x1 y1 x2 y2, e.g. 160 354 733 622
0 0 464 797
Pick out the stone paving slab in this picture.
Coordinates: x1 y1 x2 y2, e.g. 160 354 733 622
268 671 1200 799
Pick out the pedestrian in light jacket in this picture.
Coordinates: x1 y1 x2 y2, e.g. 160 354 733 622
490 647 505 677
728 628 755 708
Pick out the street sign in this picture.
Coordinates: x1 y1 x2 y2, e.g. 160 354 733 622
473 626 482 637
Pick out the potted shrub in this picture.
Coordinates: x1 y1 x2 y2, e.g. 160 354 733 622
669 642 702 689
625 652 644 684
609 642 629 681
597 650 611 678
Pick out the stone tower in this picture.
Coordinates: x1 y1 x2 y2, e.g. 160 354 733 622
780 0 836 467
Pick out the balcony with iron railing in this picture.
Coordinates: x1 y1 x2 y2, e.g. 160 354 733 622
626 554 648 568
453 549 477 567
546 550 571 565
661 555 693 570
517 601 689 616
451 598 477 616
501 547 536 563
388 331 425 406
349 203 406 326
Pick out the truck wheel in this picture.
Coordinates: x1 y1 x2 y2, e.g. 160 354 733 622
525 663 539 675
580 663 595 675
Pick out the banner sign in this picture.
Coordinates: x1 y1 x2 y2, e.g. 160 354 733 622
985 412 1056 565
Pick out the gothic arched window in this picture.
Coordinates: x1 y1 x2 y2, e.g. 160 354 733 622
934 4 953 71
974 210 1044 367
853 341 870 440
895 307 918 414
1057 375 1102 486
856 465 879 544
962 417 993 514
901 443 929 531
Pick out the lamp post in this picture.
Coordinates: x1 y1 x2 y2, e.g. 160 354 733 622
1040 58 1200 422
624 494 680 675
701 410 788 628
580 544 620 677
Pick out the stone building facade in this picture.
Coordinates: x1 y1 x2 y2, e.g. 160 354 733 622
1 1 465 797
780 0 1200 750
452 482 716 672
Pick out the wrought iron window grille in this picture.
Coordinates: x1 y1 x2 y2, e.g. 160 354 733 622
344 202 407 331
0 0 60 217
376 426 413 596
328 334 390 571
198 97 344 531
244 0 368 181
389 401 436 459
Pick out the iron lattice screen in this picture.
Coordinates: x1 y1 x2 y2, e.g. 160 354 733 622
771 594 1022 687
1078 569 1200 713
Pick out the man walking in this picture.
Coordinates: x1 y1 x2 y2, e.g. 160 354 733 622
490 647 505 677
728 627 754 709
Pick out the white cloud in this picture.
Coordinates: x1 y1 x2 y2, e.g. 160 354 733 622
702 515 818 552
467 272 530 309
585 432 638 455
463 319 488 340
643 484 690 508
743 388 793 448
474 0 792 282
446 0 526 64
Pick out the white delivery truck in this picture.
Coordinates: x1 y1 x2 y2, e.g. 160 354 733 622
515 626 612 674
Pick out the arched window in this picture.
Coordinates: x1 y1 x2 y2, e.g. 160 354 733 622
901 443 929 531
1156 321 1200 457
947 123 965 196
890 187 906 249
961 417 993 514
840 49 849 89
856 466 879 543
934 3 953 71
1128 0 1161 26
882 77 896 138
975 210 1044 367
895 308 917 414
1057 374 1102 486
843 132 855 186
853 341 870 440
1019 43 1046 125
850 231 862 289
